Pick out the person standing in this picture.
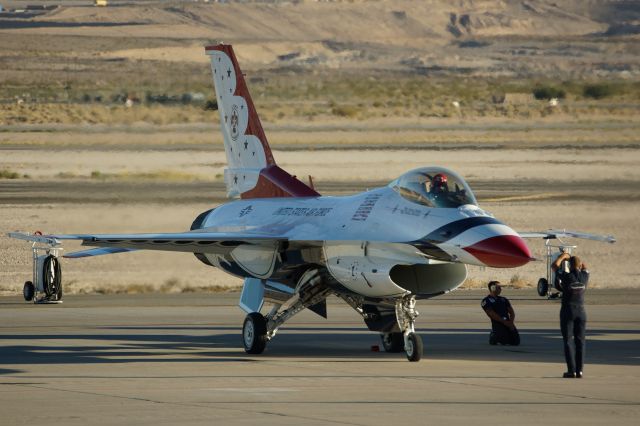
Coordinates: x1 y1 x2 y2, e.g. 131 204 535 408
553 253 589 378
481 281 520 346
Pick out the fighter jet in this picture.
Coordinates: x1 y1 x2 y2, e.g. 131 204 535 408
8 44 615 361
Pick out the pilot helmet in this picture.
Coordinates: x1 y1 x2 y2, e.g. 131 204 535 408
432 173 448 191
433 173 447 184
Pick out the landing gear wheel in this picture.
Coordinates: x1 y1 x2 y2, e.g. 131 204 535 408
405 332 423 362
242 312 268 354
537 278 549 297
23 281 35 301
381 332 404 353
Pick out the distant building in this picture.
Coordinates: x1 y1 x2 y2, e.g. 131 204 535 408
94 0 108 6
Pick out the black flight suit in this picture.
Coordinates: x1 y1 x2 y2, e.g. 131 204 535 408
481 295 520 346
556 269 589 374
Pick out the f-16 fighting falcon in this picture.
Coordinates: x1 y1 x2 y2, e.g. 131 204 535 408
8 44 615 361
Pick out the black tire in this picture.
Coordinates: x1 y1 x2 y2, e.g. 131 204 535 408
381 332 404 352
242 312 268 354
42 255 62 300
405 332 423 362
537 278 548 297
489 332 497 345
23 281 35 301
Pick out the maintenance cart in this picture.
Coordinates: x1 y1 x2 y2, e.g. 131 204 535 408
536 239 576 298
8 232 64 303
525 229 616 299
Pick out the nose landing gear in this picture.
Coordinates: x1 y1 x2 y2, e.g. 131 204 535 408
396 295 423 362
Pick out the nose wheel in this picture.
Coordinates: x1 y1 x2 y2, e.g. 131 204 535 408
404 332 423 362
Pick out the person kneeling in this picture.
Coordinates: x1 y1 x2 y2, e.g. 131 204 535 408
481 281 520 346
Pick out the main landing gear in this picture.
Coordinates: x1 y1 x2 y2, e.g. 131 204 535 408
380 332 404 353
240 269 331 355
242 312 268 354
239 271 424 362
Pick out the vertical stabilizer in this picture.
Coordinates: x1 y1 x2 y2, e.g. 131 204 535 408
205 44 319 199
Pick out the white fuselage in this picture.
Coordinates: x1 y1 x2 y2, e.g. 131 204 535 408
195 186 521 298
201 187 497 245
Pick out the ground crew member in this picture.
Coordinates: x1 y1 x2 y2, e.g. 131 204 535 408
481 281 520 346
553 253 589 378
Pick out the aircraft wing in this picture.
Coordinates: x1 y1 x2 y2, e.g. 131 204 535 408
64 247 140 258
8 231 287 258
518 229 616 243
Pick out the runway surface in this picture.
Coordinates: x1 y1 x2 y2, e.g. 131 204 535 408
1 290 639 425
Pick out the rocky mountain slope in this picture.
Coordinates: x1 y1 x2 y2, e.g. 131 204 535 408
1 0 638 78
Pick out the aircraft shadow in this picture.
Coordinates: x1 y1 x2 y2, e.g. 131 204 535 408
0 326 638 369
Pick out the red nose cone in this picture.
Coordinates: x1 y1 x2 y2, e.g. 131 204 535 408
463 235 533 268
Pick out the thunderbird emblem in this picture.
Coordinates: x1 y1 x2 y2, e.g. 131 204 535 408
230 104 239 141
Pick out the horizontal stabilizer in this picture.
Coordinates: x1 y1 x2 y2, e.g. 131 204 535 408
240 164 321 199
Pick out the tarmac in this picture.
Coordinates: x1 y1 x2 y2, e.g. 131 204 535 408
1 289 639 425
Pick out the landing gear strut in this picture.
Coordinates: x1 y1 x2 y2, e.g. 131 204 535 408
396 295 423 362
240 269 330 355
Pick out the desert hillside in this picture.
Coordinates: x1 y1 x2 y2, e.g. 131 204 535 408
2 0 639 123
1 0 639 77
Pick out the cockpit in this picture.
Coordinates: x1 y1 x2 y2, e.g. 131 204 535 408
389 167 478 208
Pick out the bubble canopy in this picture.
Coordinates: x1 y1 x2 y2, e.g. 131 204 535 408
389 167 478 208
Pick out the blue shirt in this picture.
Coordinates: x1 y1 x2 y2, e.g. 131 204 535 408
481 295 512 328
556 269 589 307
